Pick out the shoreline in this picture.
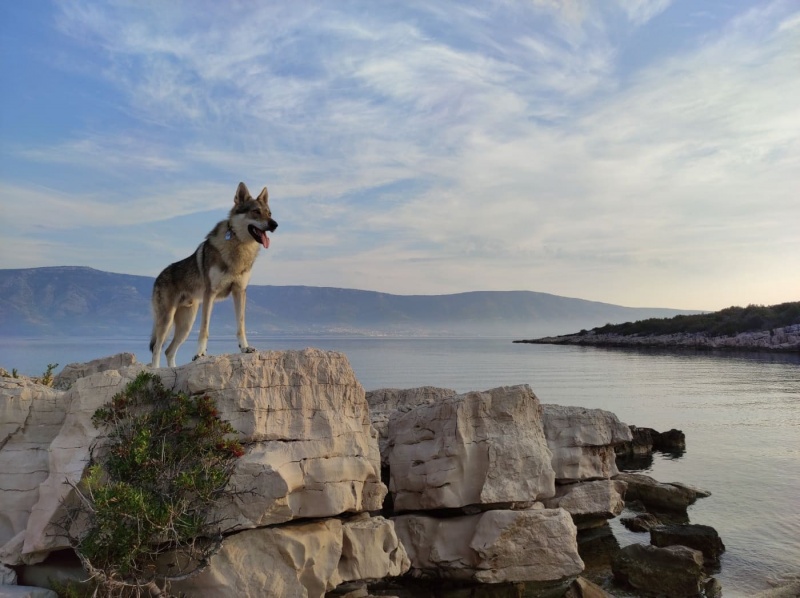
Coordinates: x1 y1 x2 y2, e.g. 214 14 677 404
514 324 800 353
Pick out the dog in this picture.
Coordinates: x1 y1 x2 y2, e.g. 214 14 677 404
149 182 278 368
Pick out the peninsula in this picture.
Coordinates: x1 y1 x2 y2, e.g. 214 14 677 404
515 302 800 352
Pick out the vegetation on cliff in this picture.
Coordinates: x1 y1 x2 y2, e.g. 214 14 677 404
589 301 800 337
61 372 245 597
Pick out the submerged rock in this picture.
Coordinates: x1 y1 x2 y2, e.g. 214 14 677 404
612 543 706 597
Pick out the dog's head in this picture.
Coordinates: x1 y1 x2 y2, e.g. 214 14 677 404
230 182 278 248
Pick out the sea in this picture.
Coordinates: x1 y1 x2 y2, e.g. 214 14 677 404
1 335 798 596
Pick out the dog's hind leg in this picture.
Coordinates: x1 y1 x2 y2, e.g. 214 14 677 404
165 302 199 368
194 293 215 361
150 306 176 368
232 285 255 354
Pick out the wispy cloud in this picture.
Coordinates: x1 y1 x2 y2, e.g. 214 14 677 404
0 0 798 308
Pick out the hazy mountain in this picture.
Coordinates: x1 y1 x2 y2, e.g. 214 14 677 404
0 267 699 338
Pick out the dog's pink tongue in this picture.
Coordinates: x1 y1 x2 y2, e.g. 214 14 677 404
260 231 270 249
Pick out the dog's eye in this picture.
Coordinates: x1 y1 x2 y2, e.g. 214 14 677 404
250 209 262 217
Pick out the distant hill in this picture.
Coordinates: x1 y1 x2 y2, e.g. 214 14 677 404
0 266 699 338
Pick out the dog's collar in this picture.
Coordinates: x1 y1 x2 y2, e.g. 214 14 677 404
225 221 236 241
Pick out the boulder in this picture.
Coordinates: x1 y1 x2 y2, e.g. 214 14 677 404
620 513 661 533
543 480 627 529
393 507 583 586
173 514 409 598
612 543 705 597
1 350 386 564
387 385 555 511
653 428 686 453
614 473 707 512
52 353 137 390
650 524 725 565
542 405 632 482
366 387 457 464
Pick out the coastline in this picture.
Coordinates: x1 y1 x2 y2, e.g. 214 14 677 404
514 324 800 352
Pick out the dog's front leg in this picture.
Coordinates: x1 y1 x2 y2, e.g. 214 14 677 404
194 292 215 361
232 285 255 354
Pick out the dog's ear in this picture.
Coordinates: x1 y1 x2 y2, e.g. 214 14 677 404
256 186 269 204
234 182 252 204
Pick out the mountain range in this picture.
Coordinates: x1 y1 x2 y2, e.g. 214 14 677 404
0 267 699 338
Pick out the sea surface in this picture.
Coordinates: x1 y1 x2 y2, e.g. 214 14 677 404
2 336 799 596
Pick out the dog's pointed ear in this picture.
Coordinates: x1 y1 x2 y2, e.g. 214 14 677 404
256 186 269 203
234 182 252 204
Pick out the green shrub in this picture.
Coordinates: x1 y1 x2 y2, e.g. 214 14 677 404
61 371 245 597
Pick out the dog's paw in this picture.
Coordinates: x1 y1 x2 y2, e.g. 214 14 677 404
192 352 206 361
241 346 256 354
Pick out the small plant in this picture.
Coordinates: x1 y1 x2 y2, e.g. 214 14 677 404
36 363 59 386
0 367 19 378
61 371 245 597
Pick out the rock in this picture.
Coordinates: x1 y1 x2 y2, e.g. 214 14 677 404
366 387 457 465
542 405 632 482
614 472 707 512
0 563 16 585
620 513 661 532
393 507 584 586
653 428 686 453
173 514 409 598
1 350 386 564
612 543 705 597
52 353 137 390
615 426 656 457
543 480 627 529
704 577 723 597
563 576 616 598
387 385 555 511
0 378 70 563
650 524 725 565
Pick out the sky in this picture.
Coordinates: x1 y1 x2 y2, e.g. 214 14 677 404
0 1 798 311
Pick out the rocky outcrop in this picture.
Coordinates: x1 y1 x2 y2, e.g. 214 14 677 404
519 323 800 351
612 543 706 597
387 385 555 511
0 351 406 597
541 405 632 482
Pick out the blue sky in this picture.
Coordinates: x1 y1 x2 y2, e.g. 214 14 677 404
1 1 798 310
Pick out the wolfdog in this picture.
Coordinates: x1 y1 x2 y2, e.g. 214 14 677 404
149 182 278 368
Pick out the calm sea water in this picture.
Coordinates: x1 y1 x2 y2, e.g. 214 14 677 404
2 336 799 595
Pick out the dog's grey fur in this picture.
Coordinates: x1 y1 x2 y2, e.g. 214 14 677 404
149 182 278 368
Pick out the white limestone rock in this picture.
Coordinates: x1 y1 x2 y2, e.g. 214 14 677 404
52 353 137 390
544 480 627 529
393 507 584 585
172 515 409 598
387 385 555 511
2 350 386 564
0 377 75 564
542 405 632 482
366 387 457 465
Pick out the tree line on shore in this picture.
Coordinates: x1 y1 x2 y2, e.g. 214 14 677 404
588 301 800 338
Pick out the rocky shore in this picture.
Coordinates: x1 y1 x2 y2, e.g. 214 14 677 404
2 350 724 597
515 323 800 351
